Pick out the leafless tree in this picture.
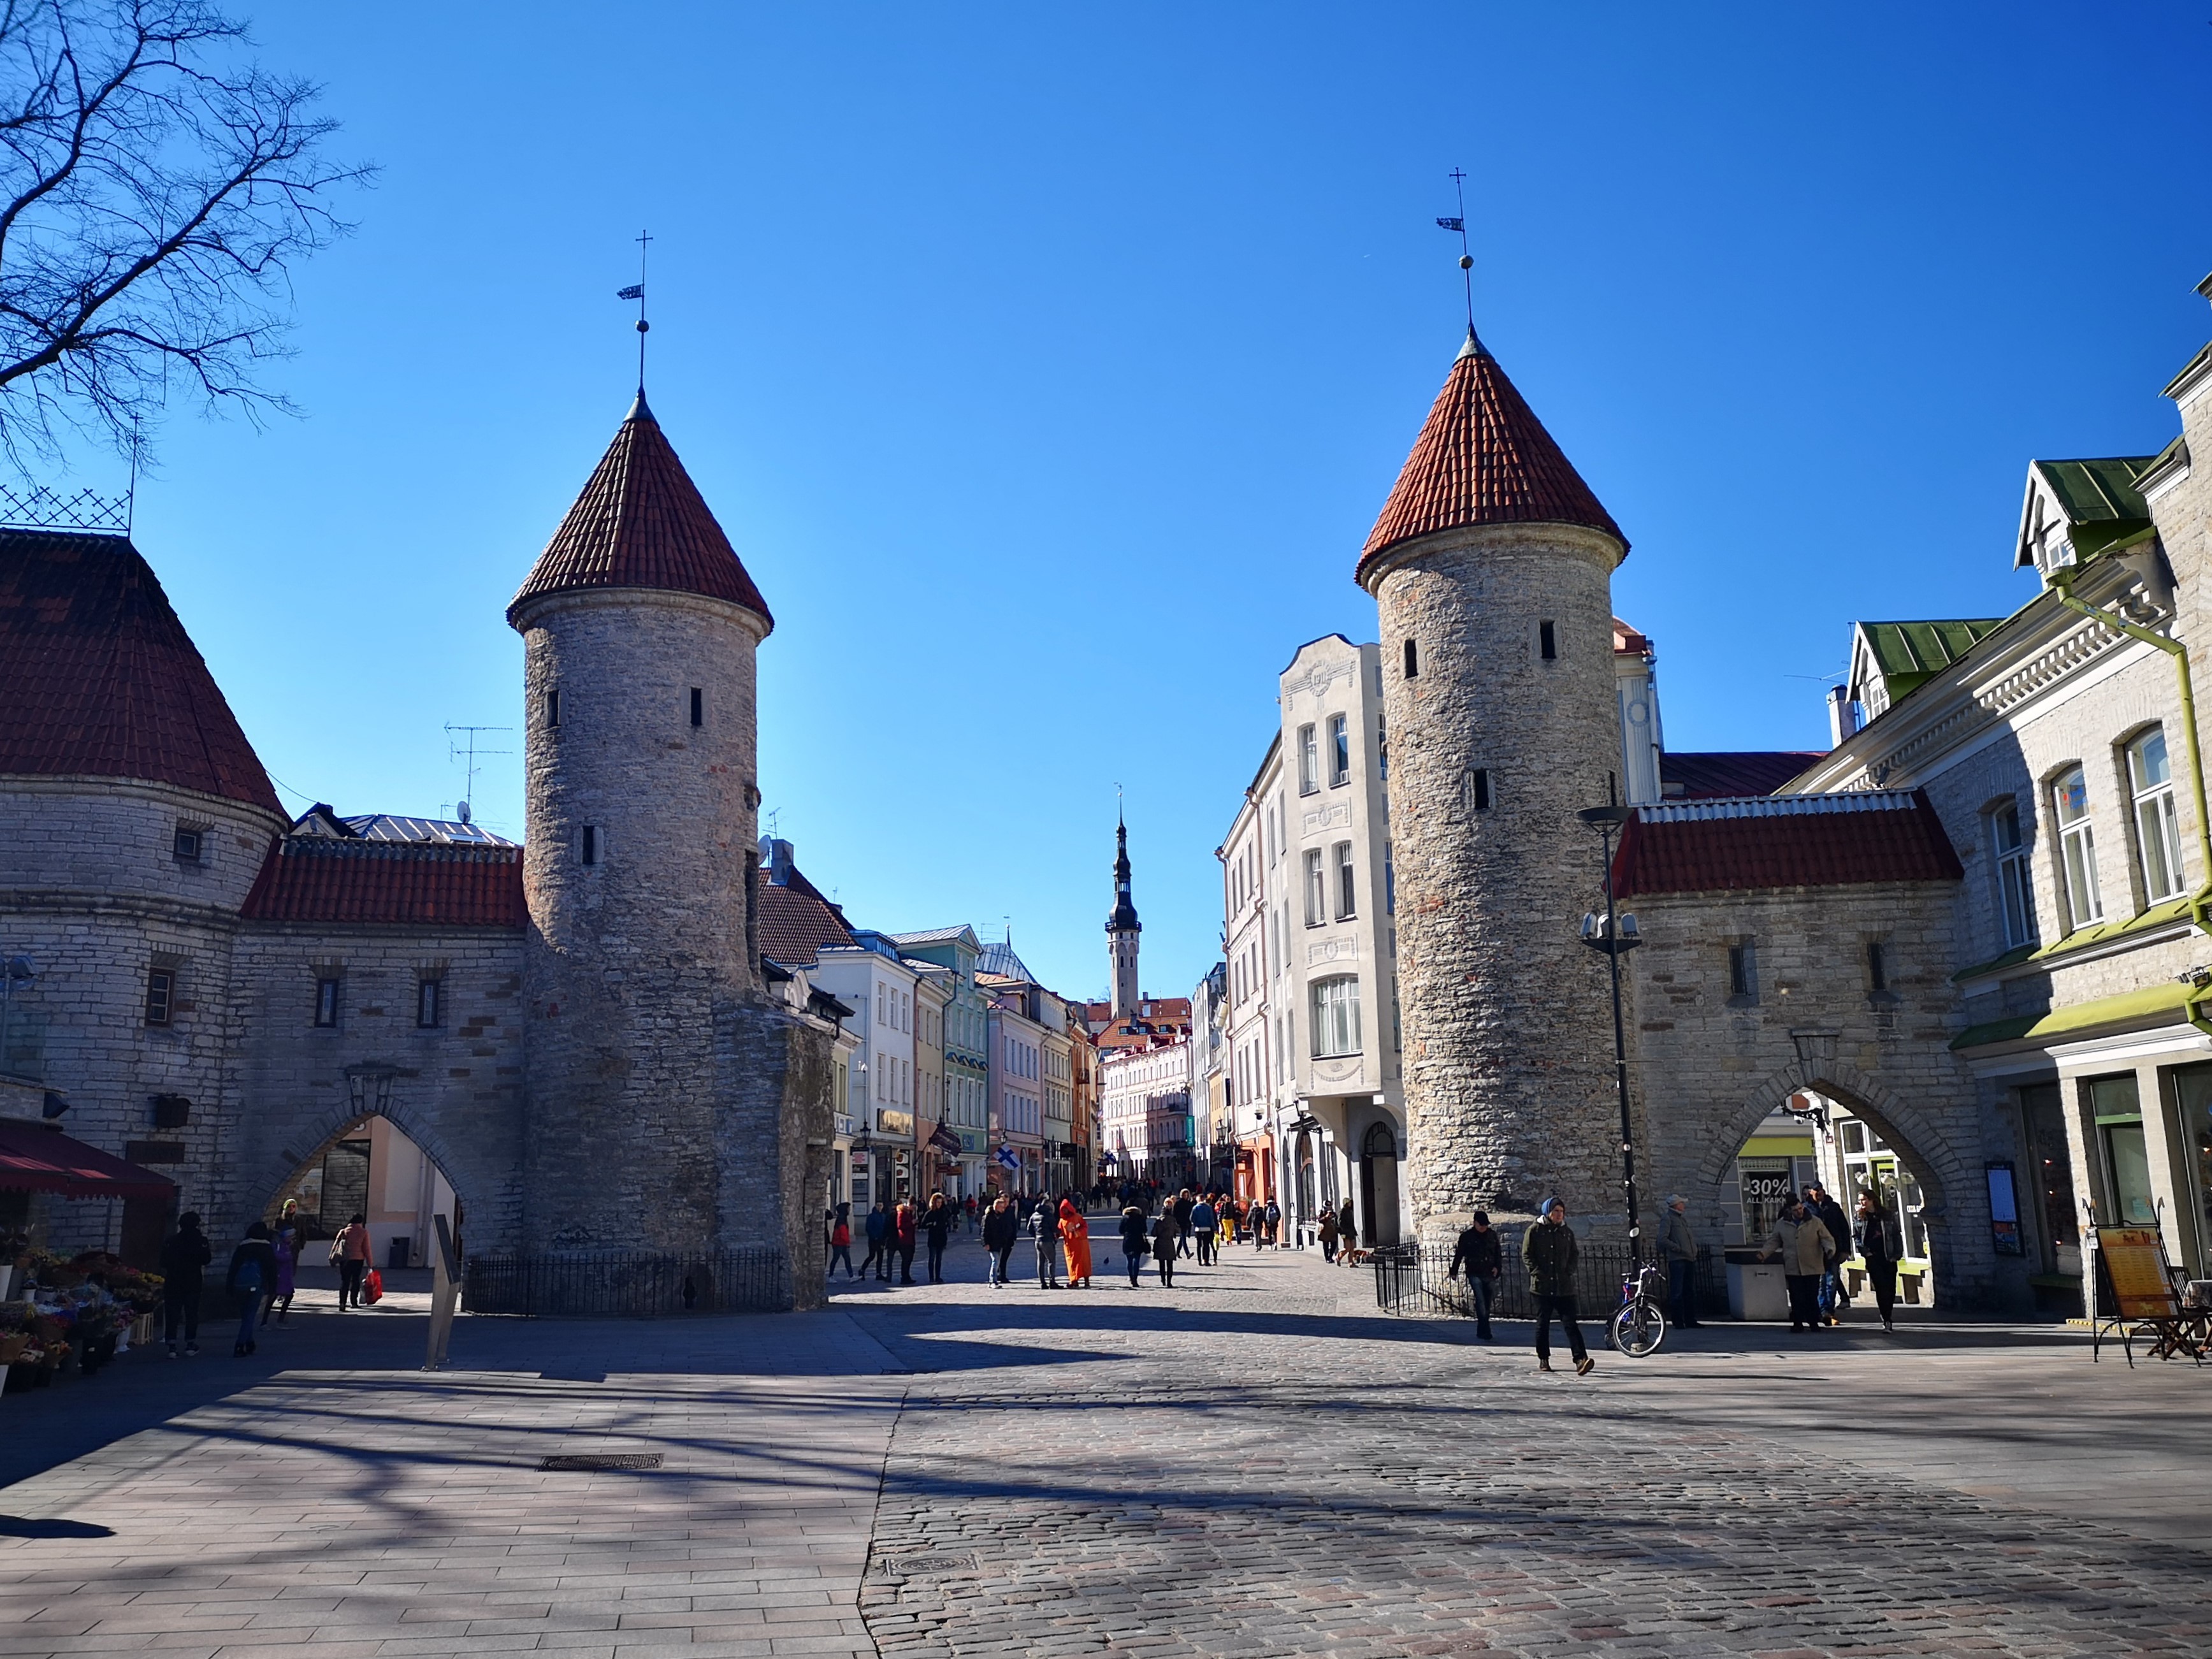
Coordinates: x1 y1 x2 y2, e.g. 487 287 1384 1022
0 0 368 465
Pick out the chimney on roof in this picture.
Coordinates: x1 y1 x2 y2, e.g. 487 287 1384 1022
1826 685 1860 747
758 836 795 887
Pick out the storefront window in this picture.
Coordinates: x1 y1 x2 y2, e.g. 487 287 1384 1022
2086 1073 2154 1226
1737 1156 1794 1240
1836 1117 1930 1263
2171 1064 2212 1278
2019 1082 2081 1277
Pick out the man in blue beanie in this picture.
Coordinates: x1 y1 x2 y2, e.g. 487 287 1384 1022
1522 1196 1593 1375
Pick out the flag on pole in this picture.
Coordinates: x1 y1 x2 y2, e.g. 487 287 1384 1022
1435 217 1464 233
616 284 644 300
995 1144 1020 1171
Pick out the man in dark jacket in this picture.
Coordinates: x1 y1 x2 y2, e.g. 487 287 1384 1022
1522 1198 1593 1375
981 1194 1020 1287
1150 1206 1180 1287
861 1201 890 1280
1027 1198 1061 1289
1173 1190 1197 1257
159 1211 213 1358
1806 1184 1853 1326
1661 1196 1702 1329
1117 1206 1149 1287
225 1222 278 1359
1448 1212 1503 1339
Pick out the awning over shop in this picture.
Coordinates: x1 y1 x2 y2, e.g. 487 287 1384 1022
0 1119 177 1201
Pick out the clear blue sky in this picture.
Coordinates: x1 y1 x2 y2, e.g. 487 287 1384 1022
95 3 2212 1003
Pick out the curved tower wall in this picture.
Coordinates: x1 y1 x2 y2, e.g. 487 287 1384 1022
514 586 766 1252
1366 520 1628 1245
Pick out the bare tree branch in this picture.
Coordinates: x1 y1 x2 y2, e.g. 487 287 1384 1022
0 0 370 467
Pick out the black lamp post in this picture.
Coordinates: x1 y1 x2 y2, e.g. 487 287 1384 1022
1577 785 1643 1265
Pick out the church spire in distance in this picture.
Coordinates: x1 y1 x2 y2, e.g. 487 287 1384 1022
1107 799 1141 1019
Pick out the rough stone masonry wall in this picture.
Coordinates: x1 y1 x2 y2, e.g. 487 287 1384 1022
515 587 766 1256
716 999 837 1310
1370 523 1630 1247
226 922 528 1255
1627 878 2015 1310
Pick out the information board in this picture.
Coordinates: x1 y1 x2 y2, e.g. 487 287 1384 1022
2096 1226 2175 1319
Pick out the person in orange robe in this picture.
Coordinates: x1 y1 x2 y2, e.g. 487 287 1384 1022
1059 1198 1093 1289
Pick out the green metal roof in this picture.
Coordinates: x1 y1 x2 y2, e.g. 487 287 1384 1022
1856 618 2006 703
2031 457 2154 559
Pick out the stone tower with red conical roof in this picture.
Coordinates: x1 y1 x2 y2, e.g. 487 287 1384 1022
510 394 830 1289
1357 327 1631 1248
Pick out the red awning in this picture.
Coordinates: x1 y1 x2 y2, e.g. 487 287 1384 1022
0 1120 176 1201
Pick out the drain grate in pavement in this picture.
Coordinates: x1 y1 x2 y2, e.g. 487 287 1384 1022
538 1453 662 1472
875 1551 977 1577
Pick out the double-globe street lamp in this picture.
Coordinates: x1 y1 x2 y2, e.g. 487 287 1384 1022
1575 795 1644 1268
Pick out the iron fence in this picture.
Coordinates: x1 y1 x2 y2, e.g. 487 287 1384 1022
1373 1241 1728 1322
463 1247 789 1317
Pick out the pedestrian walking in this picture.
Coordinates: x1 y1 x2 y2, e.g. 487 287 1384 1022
1338 1196 1357 1254
964 1194 978 1234
1150 1205 1180 1286
1447 1211 1502 1340
1029 1197 1062 1289
1173 1189 1197 1257
1762 1195 1835 1333
1854 1189 1904 1331
1118 1205 1148 1287
1806 1183 1854 1325
159 1210 211 1358
226 1221 278 1358
894 1200 919 1285
264 1201 300 1326
1523 1198 1594 1375
982 1193 1019 1287
1059 1196 1093 1287
862 1200 890 1280
1190 1194 1217 1266
330 1212 372 1310
1261 1199 1280 1249
828 1204 856 1279
1317 1205 1340 1263
922 1194 956 1282
1661 1195 1702 1329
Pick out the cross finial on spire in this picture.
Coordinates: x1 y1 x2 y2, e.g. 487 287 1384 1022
1435 168 1475 339
616 230 653 397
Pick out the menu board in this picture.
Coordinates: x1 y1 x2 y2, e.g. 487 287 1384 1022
2097 1227 2175 1319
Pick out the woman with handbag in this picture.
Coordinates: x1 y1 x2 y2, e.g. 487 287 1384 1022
331 1213 372 1310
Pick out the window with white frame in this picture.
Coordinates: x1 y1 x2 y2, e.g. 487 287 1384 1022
1328 713 1349 786
1303 849 1324 926
1298 724 1318 795
2053 765 2104 929
1310 975 1361 1058
1333 841 1355 920
1992 801 2035 948
2128 728 2185 903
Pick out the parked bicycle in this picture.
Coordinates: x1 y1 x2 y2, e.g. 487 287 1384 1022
1607 1261 1667 1356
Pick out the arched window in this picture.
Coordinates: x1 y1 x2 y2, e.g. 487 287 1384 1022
2127 728 2185 903
2052 765 2102 930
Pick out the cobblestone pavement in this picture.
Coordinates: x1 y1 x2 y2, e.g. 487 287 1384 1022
1 1228 2209 1657
842 1234 2212 1658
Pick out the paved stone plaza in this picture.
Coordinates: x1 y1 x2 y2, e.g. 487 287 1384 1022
0 1240 2209 1657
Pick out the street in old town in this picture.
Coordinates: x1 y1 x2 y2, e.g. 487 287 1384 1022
1 1239 2208 1659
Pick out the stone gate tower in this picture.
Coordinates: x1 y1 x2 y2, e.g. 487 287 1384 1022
510 393 830 1282
1357 327 1631 1247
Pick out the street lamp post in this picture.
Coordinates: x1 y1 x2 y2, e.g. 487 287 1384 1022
1576 788 1643 1265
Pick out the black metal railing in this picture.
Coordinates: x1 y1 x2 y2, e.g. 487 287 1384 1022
463 1247 790 1317
1373 1241 1727 1322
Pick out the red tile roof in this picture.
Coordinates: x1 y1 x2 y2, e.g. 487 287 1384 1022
1660 751 1826 801
1611 790 1962 899
242 839 526 927
0 530 280 813
509 395 772 628
758 865 855 966
1357 331 1626 588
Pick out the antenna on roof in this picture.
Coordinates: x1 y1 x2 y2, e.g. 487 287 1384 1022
1436 168 1473 337
765 808 781 837
616 229 652 396
445 723 512 827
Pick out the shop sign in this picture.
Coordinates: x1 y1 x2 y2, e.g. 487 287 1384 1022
878 1109 914 1136
834 1113 858 1140
1985 1161 2022 1256
848 1148 869 1171
958 1129 985 1155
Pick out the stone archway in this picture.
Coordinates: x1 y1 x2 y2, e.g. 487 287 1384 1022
1360 1120 1401 1247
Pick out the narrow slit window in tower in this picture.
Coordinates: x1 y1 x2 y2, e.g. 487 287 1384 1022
1464 768 1491 811
581 825 598 866
690 687 704 727
1867 939 1889 994
1403 638 1418 678
1539 620 1557 660
314 976 339 1027
546 688 560 728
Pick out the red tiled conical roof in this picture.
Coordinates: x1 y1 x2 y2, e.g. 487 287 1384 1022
1356 330 1626 588
509 395 772 628
0 530 281 813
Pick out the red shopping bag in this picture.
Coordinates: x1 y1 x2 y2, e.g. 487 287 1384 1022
363 1267 384 1305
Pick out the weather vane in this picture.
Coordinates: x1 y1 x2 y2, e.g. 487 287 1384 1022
1435 168 1473 333
616 229 651 393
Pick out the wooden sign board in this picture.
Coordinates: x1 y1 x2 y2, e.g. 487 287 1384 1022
2097 1227 2175 1319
